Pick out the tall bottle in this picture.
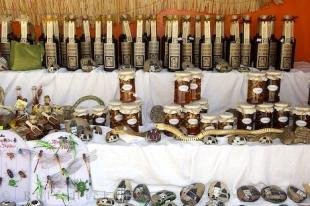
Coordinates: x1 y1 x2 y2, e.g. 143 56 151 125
168 15 182 72
161 15 172 68
253 15 269 70
200 15 213 70
80 15 92 59
93 16 104 66
227 15 241 69
44 16 58 68
0 15 13 62
193 16 201 67
60 16 68 67
240 15 251 67
148 15 160 60
268 15 278 68
181 15 194 64
53 15 62 66
277 15 296 71
119 14 133 66
104 15 118 71
133 15 146 70
212 15 225 66
16 15 33 44
66 15 79 71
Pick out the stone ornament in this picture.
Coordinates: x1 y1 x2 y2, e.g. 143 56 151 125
133 184 151 203
114 180 132 203
208 181 230 203
261 185 287 203
287 185 307 203
180 183 205 206
237 185 260 202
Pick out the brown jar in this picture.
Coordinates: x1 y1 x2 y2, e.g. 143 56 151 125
187 68 202 101
292 106 310 131
174 71 191 105
194 98 208 114
135 98 143 126
236 103 256 130
120 102 140 132
255 103 274 129
247 72 267 104
91 105 107 126
273 102 290 129
200 113 218 130
266 70 282 103
218 112 235 130
108 100 123 128
183 103 201 135
119 68 136 103
163 104 182 127
73 107 89 122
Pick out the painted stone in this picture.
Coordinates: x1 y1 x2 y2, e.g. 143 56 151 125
151 190 177 206
133 184 151 203
237 185 260 202
96 197 115 206
203 136 218 145
208 181 230 203
287 185 307 203
114 180 132 203
180 183 205 206
261 185 287 203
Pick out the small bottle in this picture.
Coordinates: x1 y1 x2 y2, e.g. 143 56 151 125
200 15 213 70
44 15 58 69
266 70 282 103
181 15 194 64
93 16 104 66
236 103 256 130
193 16 201 67
119 68 136 103
267 15 278 68
133 15 147 70
104 15 118 71
253 15 269 70
240 15 252 67
148 15 160 61
168 15 182 72
0 15 13 62
161 15 172 68
60 15 69 67
255 103 274 129
174 71 191 105
273 102 290 129
200 114 218 130
66 15 79 71
79 15 93 59
119 14 133 66
183 103 201 135
227 15 241 69
212 15 225 66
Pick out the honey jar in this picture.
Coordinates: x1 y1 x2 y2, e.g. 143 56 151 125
183 103 201 135
108 100 123 128
218 112 235 130
292 106 310 131
266 70 282 103
247 72 267 104
163 104 182 128
73 107 89 122
119 68 136 103
91 105 107 126
174 71 191 105
255 103 274 129
135 98 143 126
120 102 140 132
273 102 290 128
187 68 202 101
236 103 256 130
194 98 208 113
200 114 218 130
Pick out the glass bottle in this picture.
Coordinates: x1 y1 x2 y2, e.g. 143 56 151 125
212 15 225 66
268 15 278 68
104 14 118 71
240 15 252 67
44 16 58 69
60 15 68 67
168 15 182 72
17 15 32 44
119 14 133 67
93 16 104 66
79 15 93 59
161 15 172 68
0 15 13 62
53 15 62 67
133 15 146 70
148 15 160 61
66 15 79 71
253 15 269 70
181 15 194 64
200 15 213 70
193 16 201 67
227 15 241 69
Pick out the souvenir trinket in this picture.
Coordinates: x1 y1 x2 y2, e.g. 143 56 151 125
287 185 307 203
228 136 247 145
180 183 205 206
146 129 161 143
150 105 165 123
259 136 273 144
261 185 287 203
151 190 176 206
114 180 132 203
143 58 162 72
65 118 92 141
80 57 96 72
208 181 230 203
96 197 115 206
215 59 232 73
237 185 261 202
203 136 218 145
133 184 151 203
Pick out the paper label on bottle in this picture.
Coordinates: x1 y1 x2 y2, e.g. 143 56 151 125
53 20 59 39
67 43 78 69
124 21 132 42
94 41 104 65
182 21 188 41
242 118 252 125
172 20 178 42
195 21 201 39
127 118 137 125
95 117 105 124
244 23 250 43
169 118 179 125
224 125 233 130
215 21 222 38
260 117 270 124
241 43 251 66
261 21 268 41
256 43 269 69
81 41 92 58
122 84 133 91
114 114 123 122
204 20 211 43
150 20 157 41
20 21 27 43
167 20 172 38
268 84 278 92
178 85 189 92
200 43 212 69
1 21 8 43
280 43 293 71
169 43 180 71
121 42 132 65
213 42 223 63
253 87 263 94
134 42 145 67
68 21 76 43
95 21 102 41
188 118 198 125
284 21 291 41
104 43 115 68
229 43 240 68
61 42 67 66
46 21 53 42
148 41 159 60
278 116 288 123
182 42 192 62
145 19 150 37
269 42 277 67
136 20 143 40
107 21 113 43
296 120 307 127
83 21 91 41
63 21 68 39
45 43 57 67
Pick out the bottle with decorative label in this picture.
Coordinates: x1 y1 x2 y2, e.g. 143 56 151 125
267 15 278 68
60 15 68 67
161 15 172 68
93 16 104 66
44 16 58 69
168 15 182 72
148 15 160 61
200 15 212 70
227 15 241 69
66 15 79 71
133 15 146 70
53 15 62 67
119 14 133 67
0 15 13 62
240 15 252 67
277 15 296 72
253 15 269 70
104 15 118 71
193 16 201 67
79 15 93 59
181 15 194 64
212 15 225 66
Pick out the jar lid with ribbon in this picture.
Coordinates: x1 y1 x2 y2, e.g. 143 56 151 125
257 103 274 113
266 70 282 80
183 103 201 114
120 102 140 114
175 71 192 82
292 105 310 115
274 102 290 112
108 100 122 110
237 103 256 114
248 71 267 81
91 105 107 115
201 113 218 123
119 68 136 80
74 106 88 116
163 104 182 114
194 98 208 110
219 112 234 121
186 68 202 79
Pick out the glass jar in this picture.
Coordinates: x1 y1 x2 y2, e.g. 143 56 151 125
119 68 136 103
73 107 89 122
255 103 274 129
108 100 123 128
218 112 235 130
236 103 256 130
91 105 107 126
174 71 191 105
292 106 310 131
247 72 267 104
200 113 218 130
273 102 290 128
266 70 282 103
120 102 140 132
187 68 202 101
135 97 143 126
183 103 201 135
194 98 208 113
163 103 182 132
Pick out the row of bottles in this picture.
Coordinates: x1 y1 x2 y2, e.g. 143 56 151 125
0 14 296 72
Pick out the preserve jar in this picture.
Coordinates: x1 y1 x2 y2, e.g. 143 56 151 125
135 98 143 126
236 103 256 130
163 104 182 128
183 103 201 135
273 102 290 129
120 102 140 132
91 105 107 126
73 107 89 122
266 70 282 103
292 106 310 131
194 98 208 113
174 71 191 105
247 72 267 104
119 68 136 103
218 112 235 130
255 103 274 129
200 113 218 130
108 100 123 128
187 68 202 101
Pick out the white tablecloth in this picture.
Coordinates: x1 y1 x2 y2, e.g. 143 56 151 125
1 62 309 124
